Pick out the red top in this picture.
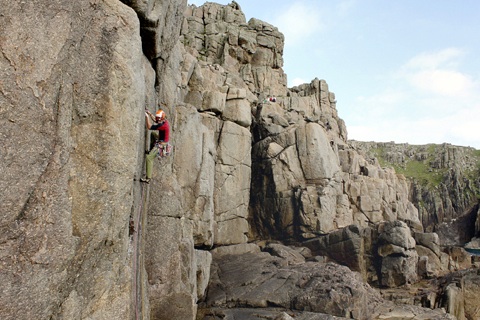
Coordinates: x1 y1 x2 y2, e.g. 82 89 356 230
151 119 170 142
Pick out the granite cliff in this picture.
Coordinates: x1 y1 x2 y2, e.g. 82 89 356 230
1 1 479 319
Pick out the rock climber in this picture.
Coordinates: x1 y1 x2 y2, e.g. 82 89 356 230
141 109 170 183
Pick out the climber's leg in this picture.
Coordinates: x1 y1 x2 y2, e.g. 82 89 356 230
145 148 159 180
149 131 159 152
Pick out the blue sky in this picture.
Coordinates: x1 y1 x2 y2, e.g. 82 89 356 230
188 0 480 149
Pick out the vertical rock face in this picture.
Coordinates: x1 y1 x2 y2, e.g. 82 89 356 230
3 1 479 319
1 0 148 319
250 80 421 241
352 142 480 245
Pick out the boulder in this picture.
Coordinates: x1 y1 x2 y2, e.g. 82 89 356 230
203 246 384 319
377 221 418 287
263 242 306 265
414 232 441 256
200 243 455 320
463 270 480 320
303 225 372 280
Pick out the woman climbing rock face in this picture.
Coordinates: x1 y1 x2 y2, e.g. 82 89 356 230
141 109 171 183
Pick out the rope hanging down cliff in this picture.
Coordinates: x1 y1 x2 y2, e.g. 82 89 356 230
132 181 147 320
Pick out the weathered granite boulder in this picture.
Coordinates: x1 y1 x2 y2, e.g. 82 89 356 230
415 232 441 256
303 225 373 281
263 242 307 265
296 122 340 180
199 243 456 320
377 221 419 287
303 225 451 284
202 244 384 319
435 269 480 320
414 232 453 277
463 270 480 320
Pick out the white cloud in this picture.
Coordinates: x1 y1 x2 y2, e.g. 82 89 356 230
409 69 474 96
442 105 480 148
347 90 407 127
404 47 464 70
356 90 405 108
271 2 324 47
348 91 480 148
400 48 475 97
346 48 480 149
349 117 447 146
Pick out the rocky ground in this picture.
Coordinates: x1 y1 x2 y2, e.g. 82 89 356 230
197 242 461 320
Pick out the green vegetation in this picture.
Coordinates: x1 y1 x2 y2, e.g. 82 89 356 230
468 149 480 199
370 145 446 188
363 143 480 200
473 149 480 171
370 147 388 168
394 160 446 187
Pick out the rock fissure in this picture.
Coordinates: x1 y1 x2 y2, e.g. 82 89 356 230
2 1 479 320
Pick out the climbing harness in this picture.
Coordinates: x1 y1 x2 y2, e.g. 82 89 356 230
155 141 173 159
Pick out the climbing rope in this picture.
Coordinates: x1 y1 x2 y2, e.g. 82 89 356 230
132 182 147 320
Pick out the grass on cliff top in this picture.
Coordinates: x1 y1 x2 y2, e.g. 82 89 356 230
371 145 480 190
371 147 446 188
395 160 445 187
371 146 480 199
474 149 480 159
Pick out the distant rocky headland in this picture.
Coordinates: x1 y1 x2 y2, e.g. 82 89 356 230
1 1 479 319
